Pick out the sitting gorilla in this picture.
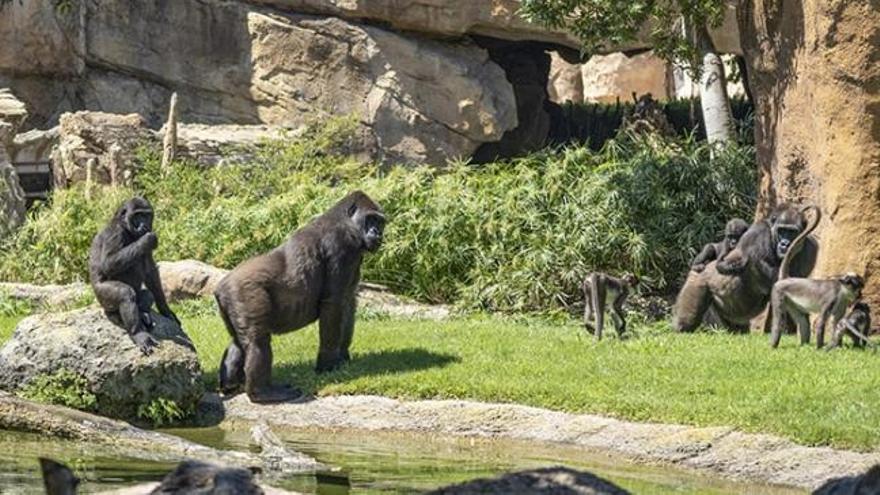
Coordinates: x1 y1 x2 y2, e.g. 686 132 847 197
89 197 180 355
672 203 819 333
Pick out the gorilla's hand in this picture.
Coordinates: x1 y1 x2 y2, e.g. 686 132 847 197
140 311 155 328
132 332 159 355
142 232 159 251
716 252 747 275
160 306 181 327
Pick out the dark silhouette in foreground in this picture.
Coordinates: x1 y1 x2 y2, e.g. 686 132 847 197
40 458 265 494
813 464 880 495
425 466 630 495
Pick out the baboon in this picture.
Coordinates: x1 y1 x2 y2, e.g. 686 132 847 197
583 272 639 340
215 191 385 403
672 204 820 333
690 218 749 273
770 273 864 348
827 302 873 350
89 197 180 355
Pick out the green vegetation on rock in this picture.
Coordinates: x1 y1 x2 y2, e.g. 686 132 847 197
19 369 97 412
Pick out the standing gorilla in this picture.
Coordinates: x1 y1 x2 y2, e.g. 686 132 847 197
672 203 819 333
89 197 180 355
215 191 385 403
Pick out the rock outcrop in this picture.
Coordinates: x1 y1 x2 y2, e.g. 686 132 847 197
0 89 28 241
52 111 157 188
158 260 228 302
740 0 880 309
0 308 201 421
0 0 741 165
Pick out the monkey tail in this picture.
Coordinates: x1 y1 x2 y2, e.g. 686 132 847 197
778 204 821 280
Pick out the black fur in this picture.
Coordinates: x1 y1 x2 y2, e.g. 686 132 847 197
150 460 263 494
214 191 385 403
89 197 179 355
672 204 819 332
690 218 749 273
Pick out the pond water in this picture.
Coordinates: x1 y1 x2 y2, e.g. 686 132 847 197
0 426 805 494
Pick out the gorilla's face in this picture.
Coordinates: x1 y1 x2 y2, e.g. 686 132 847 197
724 219 749 251
769 206 807 259
361 212 385 252
122 197 154 237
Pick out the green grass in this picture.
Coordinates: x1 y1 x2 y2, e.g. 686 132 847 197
5 310 876 450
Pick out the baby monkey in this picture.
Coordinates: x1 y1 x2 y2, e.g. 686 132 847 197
827 301 874 350
691 218 749 272
770 273 864 349
583 272 639 340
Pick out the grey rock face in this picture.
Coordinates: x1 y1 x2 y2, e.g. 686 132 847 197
0 308 202 421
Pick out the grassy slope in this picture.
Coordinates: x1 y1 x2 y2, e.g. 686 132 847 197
4 311 877 450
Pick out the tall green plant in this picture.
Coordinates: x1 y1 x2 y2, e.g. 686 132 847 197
0 122 755 313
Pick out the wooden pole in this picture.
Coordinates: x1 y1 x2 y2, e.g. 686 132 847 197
161 92 178 174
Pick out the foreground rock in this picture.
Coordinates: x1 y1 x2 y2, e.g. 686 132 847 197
0 308 200 421
0 393 320 479
427 466 629 495
220 394 880 490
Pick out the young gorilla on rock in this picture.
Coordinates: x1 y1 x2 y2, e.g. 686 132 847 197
690 218 749 273
89 197 180 355
215 191 385 404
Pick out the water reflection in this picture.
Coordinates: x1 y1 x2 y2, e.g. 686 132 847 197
0 427 805 495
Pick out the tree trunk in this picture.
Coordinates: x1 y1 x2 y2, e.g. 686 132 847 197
740 0 880 307
694 24 734 145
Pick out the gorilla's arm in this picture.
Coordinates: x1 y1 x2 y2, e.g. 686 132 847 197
97 232 157 278
716 224 767 275
144 252 179 325
692 242 720 271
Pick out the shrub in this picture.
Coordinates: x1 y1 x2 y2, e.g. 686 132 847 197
136 397 189 427
0 121 756 313
19 369 97 412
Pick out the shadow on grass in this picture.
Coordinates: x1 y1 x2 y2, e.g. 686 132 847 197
275 347 460 393
200 347 459 393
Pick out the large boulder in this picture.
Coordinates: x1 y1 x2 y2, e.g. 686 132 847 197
252 0 741 55
83 2 517 165
177 124 298 166
52 111 158 188
158 260 228 301
0 308 202 421
581 51 671 104
0 89 28 241
740 0 880 310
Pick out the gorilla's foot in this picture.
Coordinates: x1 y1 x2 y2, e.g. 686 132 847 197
315 351 346 373
247 385 304 404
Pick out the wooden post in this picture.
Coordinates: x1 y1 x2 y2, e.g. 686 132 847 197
84 157 96 200
161 92 178 174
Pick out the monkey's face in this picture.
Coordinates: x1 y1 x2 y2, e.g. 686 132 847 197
841 273 865 296
769 206 806 259
623 274 639 287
